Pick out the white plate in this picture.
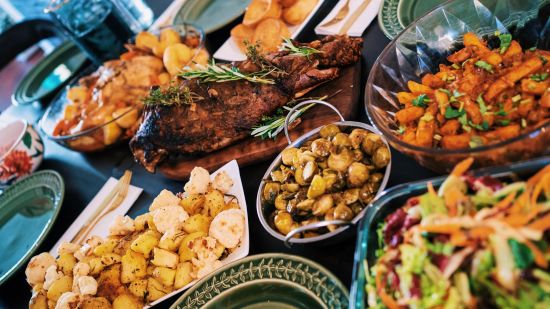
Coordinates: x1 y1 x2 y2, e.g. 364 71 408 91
213 0 326 62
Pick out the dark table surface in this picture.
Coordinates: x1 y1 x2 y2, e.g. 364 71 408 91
0 1 438 308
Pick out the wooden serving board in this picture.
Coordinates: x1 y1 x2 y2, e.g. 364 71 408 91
158 62 362 180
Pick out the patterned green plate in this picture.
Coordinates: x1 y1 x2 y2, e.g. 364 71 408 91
0 170 64 285
379 0 447 39
170 253 349 309
173 0 251 34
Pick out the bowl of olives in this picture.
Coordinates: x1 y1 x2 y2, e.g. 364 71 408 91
257 101 392 245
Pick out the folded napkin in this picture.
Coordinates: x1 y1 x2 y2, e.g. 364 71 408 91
150 0 188 29
50 177 143 255
315 0 382 37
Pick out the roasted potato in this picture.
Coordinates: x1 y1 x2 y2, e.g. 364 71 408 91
97 264 123 302
205 189 225 217
243 0 282 26
174 261 193 289
146 277 169 302
163 43 192 75
46 276 72 301
231 24 255 52
151 247 179 269
80 297 112 309
182 214 211 234
113 293 141 309
128 279 148 301
29 290 48 309
152 266 176 286
282 0 318 25
135 31 159 52
178 231 207 262
121 250 147 283
56 253 76 276
130 230 160 258
252 18 291 53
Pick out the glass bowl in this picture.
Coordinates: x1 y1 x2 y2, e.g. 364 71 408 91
365 0 550 173
40 23 206 152
349 156 550 308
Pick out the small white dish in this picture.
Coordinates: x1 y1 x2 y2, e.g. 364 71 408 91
213 0 326 62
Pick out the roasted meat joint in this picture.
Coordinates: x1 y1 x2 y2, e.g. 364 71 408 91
130 35 363 172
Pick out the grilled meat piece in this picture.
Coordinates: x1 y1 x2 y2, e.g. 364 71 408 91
131 35 363 172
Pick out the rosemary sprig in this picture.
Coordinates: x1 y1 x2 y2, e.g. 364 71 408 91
251 94 335 139
280 38 323 57
180 59 276 84
245 41 287 77
142 85 202 106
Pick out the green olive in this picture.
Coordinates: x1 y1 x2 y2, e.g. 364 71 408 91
312 194 334 216
307 175 326 199
353 149 364 162
373 147 391 168
327 147 354 172
361 133 383 155
342 188 360 205
311 138 332 157
369 172 384 184
334 203 354 221
281 147 299 166
360 182 376 204
281 183 300 193
274 212 294 235
332 133 351 147
302 161 319 182
350 202 364 216
274 194 287 210
349 129 368 149
263 182 281 204
347 162 370 187
319 124 340 138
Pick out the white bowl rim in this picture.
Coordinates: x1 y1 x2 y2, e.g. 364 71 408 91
0 119 28 162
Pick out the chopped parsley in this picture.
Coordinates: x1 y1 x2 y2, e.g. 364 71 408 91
412 94 430 108
469 135 484 148
530 73 549 82
444 106 465 119
475 60 494 73
476 94 488 114
498 33 512 54
438 88 451 96
498 119 511 126
539 55 548 65
495 105 508 117
469 120 489 131
397 126 405 135
459 113 470 132
529 47 537 51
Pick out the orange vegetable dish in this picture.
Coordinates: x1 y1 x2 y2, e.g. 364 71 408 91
395 32 550 150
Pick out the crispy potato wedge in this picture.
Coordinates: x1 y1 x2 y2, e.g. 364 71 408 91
282 0 318 25
253 18 291 53
243 0 282 26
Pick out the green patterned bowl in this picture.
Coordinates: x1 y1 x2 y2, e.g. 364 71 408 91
170 253 349 309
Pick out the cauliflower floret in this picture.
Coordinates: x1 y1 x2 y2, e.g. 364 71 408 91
152 205 189 234
184 167 210 194
212 171 234 194
25 252 56 286
190 236 223 279
85 236 103 250
43 265 63 291
73 262 90 278
149 189 181 211
195 259 223 279
57 242 80 256
209 209 245 249
54 292 79 309
109 215 135 236
77 276 98 295
73 243 92 261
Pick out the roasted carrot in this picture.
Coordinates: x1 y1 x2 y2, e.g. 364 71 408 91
527 212 550 231
420 224 462 234
375 270 400 309
451 157 474 176
469 226 494 239
524 239 548 268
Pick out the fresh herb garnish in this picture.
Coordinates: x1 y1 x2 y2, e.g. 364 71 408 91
469 135 484 148
245 42 286 77
509 239 534 269
459 113 470 132
181 59 276 84
142 85 202 106
498 119 511 126
529 47 537 51
539 55 548 65
476 94 488 114
496 105 508 116
412 94 430 108
397 126 406 135
530 73 549 82
438 88 451 97
475 60 494 73
444 106 465 119
280 38 323 58
469 120 489 131
498 33 512 54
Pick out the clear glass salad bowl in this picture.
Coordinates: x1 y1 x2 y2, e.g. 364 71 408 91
365 0 550 173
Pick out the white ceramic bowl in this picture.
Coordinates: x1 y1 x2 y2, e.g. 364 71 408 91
0 119 44 188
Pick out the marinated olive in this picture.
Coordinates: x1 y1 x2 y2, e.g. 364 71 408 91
281 147 298 166
319 124 340 138
274 212 294 235
334 203 354 221
311 138 332 157
302 161 319 182
301 217 320 226
349 129 368 149
369 172 384 184
353 149 364 162
298 150 316 165
281 183 300 193
307 175 326 199
323 170 346 192
373 147 391 168
297 199 315 212
263 182 281 204
317 159 328 169
312 194 334 216
361 133 384 155
360 182 376 204
295 167 307 186
271 170 285 182
274 194 287 210
332 133 352 147
324 208 337 232
291 149 303 169
342 188 360 205
327 147 354 172
350 202 364 215
347 162 370 187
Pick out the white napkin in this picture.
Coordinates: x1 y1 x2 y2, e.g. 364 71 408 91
315 0 382 37
50 177 143 255
150 0 189 29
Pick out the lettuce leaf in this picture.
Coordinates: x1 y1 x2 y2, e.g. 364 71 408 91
419 192 447 217
508 239 534 269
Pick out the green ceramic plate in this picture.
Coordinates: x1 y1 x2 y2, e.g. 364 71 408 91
379 0 447 39
12 41 87 106
170 253 349 309
0 170 64 285
173 0 251 34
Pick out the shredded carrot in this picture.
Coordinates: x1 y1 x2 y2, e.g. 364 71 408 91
531 178 544 207
428 182 437 196
524 239 548 268
469 226 494 239
527 165 550 187
505 208 542 227
119 51 137 61
451 157 474 176
495 192 516 209
375 269 400 309
450 231 470 246
444 187 465 216
509 190 530 215
420 224 462 234
527 212 550 231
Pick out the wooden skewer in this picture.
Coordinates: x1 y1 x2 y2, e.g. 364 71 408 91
71 171 132 245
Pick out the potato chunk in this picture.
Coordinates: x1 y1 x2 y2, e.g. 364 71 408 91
151 247 179 269
121 250 147 284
